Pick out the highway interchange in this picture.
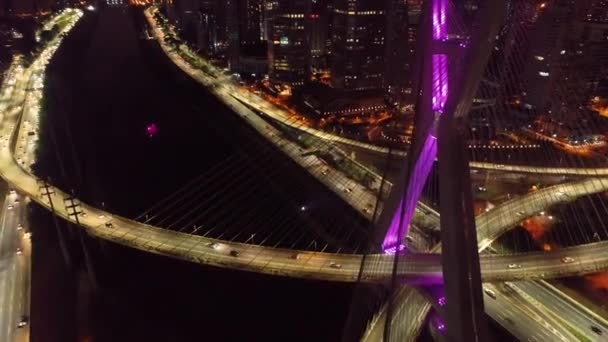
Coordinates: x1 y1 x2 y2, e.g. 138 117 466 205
144 9 608 341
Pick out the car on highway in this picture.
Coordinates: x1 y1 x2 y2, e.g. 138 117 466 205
13 198 19 204
516 211 526 217
207 242 221 250
329 262 342 269
16 247 22 255
507 263 521 269
483 288 497 299
344 188 353 193
290 253 301 260
9 189 16 195
105 222 113 228
17 223 22 230
591 326 603 335
7 204 13 210
229 250 240 257
561 256 575 264
17 315 28 328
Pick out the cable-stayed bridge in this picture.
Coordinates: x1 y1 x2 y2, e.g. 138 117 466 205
3 2 608 341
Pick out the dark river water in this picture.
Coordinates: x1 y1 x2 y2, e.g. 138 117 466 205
28 7 364 342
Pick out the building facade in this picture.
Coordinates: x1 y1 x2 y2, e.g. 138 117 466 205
268 0 310 94
330 0 387 92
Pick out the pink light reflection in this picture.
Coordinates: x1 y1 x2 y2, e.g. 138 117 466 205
146 123 158 137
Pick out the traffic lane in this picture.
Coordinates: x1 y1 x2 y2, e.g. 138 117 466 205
515 281 607 339
0 194 23 342
484 283 574 342
360 286 430 342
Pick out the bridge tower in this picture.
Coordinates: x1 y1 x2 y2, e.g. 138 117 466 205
376 0 507 340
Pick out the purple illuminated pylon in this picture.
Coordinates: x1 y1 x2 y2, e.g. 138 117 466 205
432 54 449 112
382 134 437 250
432 0 447 40
382 0 448 252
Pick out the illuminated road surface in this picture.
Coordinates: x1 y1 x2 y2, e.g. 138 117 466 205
0 193 31 342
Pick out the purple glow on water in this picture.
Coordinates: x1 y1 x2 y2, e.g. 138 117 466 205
432 0 447 40
382 135 438 250
146 123 158 137
432 54 448 112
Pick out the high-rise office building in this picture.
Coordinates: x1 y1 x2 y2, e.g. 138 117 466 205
330 0 386 92
262 0 279 42
268 0 311 93
226 0 240 69
385 0 422 102
196 2 218 56
572 0 608 99
226 0 266 71
239 0 263 46
309 0 331 71
522 0 573 112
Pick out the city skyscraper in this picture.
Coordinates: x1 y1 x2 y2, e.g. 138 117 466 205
522 0 573 112
309 0 330 71
268 0 310 94
385 0 423 103
239 0 263 46
330 0 386 92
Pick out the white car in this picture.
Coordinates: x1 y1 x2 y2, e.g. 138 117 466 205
329 262 342 269
561 256 575 264
507 263 521 269
207 242 221 250
484 288 497 299
7 204 13 210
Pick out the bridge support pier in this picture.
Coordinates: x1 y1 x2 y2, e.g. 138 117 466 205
438 115 487 342
64 191 100 291
77 230 100 292
39 180 73 268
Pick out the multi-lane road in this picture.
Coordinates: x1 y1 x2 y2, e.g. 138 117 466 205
0 191 31 342
0 9 82 342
